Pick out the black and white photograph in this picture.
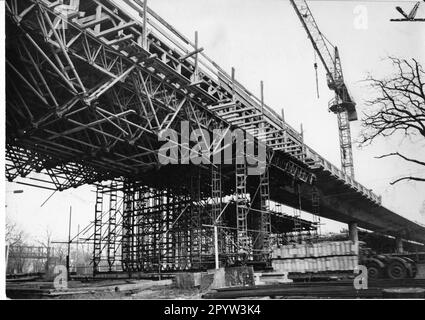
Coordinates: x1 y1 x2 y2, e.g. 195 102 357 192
1 0 425 306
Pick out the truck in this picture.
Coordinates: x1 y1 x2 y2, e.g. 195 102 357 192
359 245 418 280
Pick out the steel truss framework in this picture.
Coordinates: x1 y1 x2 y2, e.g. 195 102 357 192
5 0 384 272
89 176 318 273
5 0 379 202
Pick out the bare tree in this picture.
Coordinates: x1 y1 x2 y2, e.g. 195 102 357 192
6 217 26 246
54 244 68 266
6 218 28 273
360 57 425 185
37 228 54 274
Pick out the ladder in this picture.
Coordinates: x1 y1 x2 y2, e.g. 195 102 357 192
311 186 321 241
190 173 202 268
93 184 103 274
293 184 303 243
211 165 224 258
260 167 271 258
236 161 250 256
211 165 222 222
107 182 118 271
121 182 135 272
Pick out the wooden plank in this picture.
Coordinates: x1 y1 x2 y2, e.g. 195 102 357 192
97 21 137 37
79 14 110 28
107 34 134 46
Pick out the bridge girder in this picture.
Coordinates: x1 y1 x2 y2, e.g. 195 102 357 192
5 0 424 252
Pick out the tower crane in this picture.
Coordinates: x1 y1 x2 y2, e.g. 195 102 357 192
290 0 357 178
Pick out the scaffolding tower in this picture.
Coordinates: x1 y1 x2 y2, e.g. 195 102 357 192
93 185 103 274
235 160 251 258
311 186 321 241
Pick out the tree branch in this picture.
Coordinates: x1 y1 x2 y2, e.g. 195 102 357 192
361 58 425 143
390 176 425 185
374 152 425 166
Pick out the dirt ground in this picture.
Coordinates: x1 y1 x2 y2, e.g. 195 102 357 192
6 279 202 300
41 285 203 300
6 264 425 299
130 286 203 300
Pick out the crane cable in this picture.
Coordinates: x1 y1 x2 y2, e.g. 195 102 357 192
314 50 319 98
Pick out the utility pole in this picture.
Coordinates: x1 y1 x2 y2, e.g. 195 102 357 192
66 206 72 281
214 225 219 269
75 224 80 274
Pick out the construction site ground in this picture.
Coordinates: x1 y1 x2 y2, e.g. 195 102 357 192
5 264 425 300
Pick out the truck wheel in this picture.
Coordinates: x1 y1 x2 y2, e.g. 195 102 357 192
367 263 382 279
387 261 407 279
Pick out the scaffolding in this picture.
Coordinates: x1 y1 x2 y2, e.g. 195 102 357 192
235 160 251 258
107 182 118 271
259 166 271 259
293 184 303 243
311 186 321 241
122 181 136 272
189 171 203 269
84 171 319 275
93 185 103 274
211 164 224 266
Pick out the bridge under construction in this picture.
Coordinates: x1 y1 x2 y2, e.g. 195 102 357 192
5 0 425 275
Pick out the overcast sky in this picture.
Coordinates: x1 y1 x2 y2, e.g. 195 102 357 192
5 0 425 243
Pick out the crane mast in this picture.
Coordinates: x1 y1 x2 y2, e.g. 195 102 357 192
289 0 357 178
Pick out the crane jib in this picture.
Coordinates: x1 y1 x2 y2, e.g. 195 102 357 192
289 0 357 178
289 0 357 120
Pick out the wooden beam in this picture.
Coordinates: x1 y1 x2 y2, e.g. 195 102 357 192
107 34 134 45
97 21 137 37
80 14 110 29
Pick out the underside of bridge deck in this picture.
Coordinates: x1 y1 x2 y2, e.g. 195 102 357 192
4 0 425 274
